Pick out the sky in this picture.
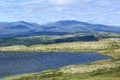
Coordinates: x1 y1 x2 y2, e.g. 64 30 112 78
0 0 120 26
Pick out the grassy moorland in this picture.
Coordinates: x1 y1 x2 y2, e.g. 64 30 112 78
0 33 120 80
0 32 119 47
2 38 120 80
0 39 119 52
0 32 120 52
5 53 120 80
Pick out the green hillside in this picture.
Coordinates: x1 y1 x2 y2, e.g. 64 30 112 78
1 33 120 80
0 33 119 47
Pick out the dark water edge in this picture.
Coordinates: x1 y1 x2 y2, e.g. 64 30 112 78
0 52 111 79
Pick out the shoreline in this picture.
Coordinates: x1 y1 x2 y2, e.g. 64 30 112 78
0 51 112 80
0 41 119 80
3 57 119 80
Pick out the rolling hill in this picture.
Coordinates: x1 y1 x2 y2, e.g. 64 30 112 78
0 20 120 37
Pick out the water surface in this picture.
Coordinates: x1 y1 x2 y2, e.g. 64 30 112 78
0 52 111 78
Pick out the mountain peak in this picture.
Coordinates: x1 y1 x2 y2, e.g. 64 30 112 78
57 20 81 24
0 20 120 37
55 20 92 26
15 21 29 24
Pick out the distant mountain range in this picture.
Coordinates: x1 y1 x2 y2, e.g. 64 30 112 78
0 20 120 37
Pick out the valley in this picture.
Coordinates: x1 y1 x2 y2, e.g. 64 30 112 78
0 20 120 80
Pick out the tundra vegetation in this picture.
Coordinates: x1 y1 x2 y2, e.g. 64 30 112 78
1 33 120 80
5 54 120 80
0 32 119 46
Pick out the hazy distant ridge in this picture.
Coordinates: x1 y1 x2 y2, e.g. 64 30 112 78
0 20 120 37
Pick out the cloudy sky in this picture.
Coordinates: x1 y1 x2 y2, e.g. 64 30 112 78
0 0 120 25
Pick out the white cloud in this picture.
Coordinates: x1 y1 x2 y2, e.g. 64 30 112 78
54 7 63 11
49 0 94 6
109 20 113 23
117 11 120 14
45 6 64 11
74 12 84 15
71 17 78 20
4 0 33 2
97 0 112 6
49 0 76 6
81 0 94 3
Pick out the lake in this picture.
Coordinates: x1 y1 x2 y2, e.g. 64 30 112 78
0 52 111 78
